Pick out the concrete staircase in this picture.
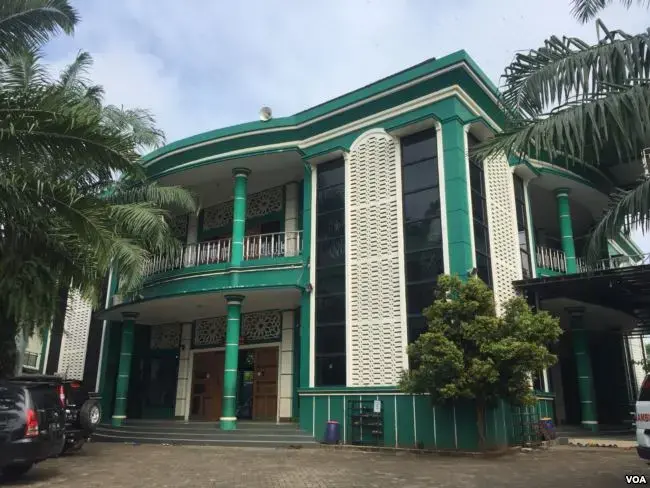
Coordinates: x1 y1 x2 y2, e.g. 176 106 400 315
93 420 318 448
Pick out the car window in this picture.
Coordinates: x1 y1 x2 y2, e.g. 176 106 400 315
640 375 650 402
0 384 24 411
28 385 60 410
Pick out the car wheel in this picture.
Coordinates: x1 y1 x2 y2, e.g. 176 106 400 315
2 463 33 480
80 400 101 431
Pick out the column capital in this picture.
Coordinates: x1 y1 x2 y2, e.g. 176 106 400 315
232 167 251 178
554 187 571 198
224 294 245 305
121 311 139 320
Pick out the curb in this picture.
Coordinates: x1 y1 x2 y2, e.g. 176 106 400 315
318 443 518 458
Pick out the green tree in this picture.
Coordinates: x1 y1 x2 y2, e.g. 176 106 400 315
0 0 197 376
570 0 650 23
476 20 650 259
400 275 562 449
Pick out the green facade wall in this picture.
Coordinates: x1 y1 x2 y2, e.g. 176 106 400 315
298 389 513 451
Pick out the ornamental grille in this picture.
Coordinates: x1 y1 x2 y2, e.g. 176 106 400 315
58 291 93 380
483 154 522 314
169 214 188 240
347 130 406 386
150 323 181 349
193 310 282 347
203 186 283 230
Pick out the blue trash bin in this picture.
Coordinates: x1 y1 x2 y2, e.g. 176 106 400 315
323 420 341 444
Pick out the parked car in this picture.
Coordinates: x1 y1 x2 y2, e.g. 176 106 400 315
635 373 650 462
11 375 102 453
0 381 65 480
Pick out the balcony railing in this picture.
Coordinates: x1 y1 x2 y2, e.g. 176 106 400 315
142 238 231 278
244 231 303 260
576 253 650 273
536 246 567 273
536 245 650 275
141 231 303 279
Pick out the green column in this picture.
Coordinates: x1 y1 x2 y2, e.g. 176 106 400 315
568 308 598 431
111 312 138 427
555 189 577 273
220 295 244 430
230 168 251 266
299 162 312 389
441 120 473 277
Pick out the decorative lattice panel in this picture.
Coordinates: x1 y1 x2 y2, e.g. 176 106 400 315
170 214 188 240
203 186 283 230
241 310 282 343
483 154 522 314
150 323 181 350
192 311 282 347
194 316 227 347
347 130 406 386
57 291 93 380
629 335 646 389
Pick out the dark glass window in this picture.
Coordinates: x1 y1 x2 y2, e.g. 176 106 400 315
467 134 492 287
513 175 532 279
314 158 346 386
400 130 444 345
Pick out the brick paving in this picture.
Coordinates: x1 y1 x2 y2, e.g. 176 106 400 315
4 444 649 487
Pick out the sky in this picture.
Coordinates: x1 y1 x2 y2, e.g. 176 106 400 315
43 0 650 252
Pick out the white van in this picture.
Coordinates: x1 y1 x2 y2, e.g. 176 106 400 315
636 374 650 462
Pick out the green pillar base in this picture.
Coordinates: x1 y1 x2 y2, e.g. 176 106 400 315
220 418 237 430
581 422 598 432
111 416 125 427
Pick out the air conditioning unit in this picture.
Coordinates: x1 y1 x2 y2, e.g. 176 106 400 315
112 295 123 306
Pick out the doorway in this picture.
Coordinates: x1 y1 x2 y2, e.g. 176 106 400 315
189 346 279 422
190 351 224 420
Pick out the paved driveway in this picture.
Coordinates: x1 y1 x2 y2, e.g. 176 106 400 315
4 444 648 487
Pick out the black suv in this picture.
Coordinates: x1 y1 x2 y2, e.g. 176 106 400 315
0 381 65 479
11 375 102 453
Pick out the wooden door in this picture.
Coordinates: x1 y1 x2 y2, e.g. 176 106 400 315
253 348 278 421
190 351 224 420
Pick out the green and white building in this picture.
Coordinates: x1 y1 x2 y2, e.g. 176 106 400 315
95 51 650 449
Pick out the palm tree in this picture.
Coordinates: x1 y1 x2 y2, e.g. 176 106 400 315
476 20 650 259
0 0 197 376
570 0 650 23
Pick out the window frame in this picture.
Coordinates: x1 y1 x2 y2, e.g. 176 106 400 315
467 134 492 287
513 174 533 279
314 158 347 387
400 130 444 346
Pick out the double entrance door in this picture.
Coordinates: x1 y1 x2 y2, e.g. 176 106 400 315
190 347 278 421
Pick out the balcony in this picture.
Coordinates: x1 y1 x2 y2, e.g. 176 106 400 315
142 231 303 280
536 245 650 275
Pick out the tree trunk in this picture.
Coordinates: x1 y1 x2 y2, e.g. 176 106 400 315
476 399 487 451
0 313 19 378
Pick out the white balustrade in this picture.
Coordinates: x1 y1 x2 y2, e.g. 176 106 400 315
535 246 567 273
142 238 231 278
141 231 304 279
243 231 303 260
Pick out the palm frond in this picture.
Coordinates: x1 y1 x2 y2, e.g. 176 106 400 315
58 50 93 91
0 47 50 90
570 0 649 23
0 0 78 60
107 181 197 213
476 83 650 165
102 105 166 150
500 24 650 119
585 176 650 259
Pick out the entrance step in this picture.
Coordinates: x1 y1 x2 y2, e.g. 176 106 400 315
92 421 318 448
